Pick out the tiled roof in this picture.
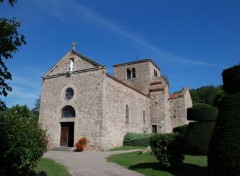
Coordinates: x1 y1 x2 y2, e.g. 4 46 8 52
169 87 188 100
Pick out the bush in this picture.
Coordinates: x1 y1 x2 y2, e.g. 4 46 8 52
172 124 188 136
222 64 240 94
185 104 217 155
123 133 152 146
187 104 218 121
75 136 88 151
185 122 215 155
150 133 184 169
208 92 240 176
0 105 47 176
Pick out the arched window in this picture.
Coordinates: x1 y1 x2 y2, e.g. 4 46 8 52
65 88 74 100
126 104 129 123
143 110 145 124
62 106 75 118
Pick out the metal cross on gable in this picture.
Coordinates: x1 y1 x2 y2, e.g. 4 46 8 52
72 42 77 50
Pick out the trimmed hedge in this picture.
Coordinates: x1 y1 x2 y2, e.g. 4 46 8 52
187 104 218 121
185 122 215 155
172 124 188 136
222 64 240 94
208 92 240 176
123 133 152 146
150 133 184 169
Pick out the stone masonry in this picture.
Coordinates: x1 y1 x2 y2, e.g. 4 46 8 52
39 48 192 150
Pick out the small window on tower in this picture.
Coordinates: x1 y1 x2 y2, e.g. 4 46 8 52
132 68 136 78
127 69 131 79
154 70 157 77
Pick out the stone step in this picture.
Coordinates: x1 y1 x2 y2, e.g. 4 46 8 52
50 147 74 151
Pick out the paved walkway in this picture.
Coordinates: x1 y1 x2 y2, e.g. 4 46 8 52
44 150 144 176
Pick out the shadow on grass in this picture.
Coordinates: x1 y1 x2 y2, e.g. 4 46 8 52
129 162 210 176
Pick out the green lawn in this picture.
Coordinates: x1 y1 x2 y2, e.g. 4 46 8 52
107 152 210 176
35 158 72 176
109 145 146 151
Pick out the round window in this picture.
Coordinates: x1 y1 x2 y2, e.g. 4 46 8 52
65 88 74 100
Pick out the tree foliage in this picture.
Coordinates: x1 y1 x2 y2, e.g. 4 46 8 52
189 85 223 106
161 74 170 87
0 0 17 6
32 95 41 118
0 0 26 110
0 105 47 176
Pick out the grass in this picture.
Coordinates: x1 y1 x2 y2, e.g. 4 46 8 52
107 151 210 176
35 158 72 176
109 145 146 151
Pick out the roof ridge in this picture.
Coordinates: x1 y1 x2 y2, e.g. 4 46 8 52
107 74 149 97
113 58 160 71
43 49 106 77
169 87 189 99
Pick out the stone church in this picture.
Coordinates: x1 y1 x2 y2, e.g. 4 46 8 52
39 46 192 150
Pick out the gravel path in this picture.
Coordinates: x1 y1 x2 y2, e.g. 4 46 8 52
44 150 144 176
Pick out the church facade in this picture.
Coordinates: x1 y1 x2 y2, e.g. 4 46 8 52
39 48 192 150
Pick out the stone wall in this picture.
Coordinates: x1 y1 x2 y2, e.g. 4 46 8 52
101 74 150 149
149 79 171 133
39 66 106 150
169 87 192 130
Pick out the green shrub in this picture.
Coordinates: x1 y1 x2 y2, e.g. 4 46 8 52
185 122 215 155
172 124 188 136
123 133 152 146
150 133 184 169
208 92 240 176
0 105 47 176
222 64 240 94
187 104 218 121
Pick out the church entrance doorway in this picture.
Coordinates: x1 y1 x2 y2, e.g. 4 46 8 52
60 122 74 147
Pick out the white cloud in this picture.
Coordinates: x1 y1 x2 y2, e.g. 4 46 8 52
31 0 218 67
11 75 40 89
7 86 39 99
3 73 41 108
2 85 39 109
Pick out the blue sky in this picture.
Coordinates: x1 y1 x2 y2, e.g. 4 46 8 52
1 0 240 109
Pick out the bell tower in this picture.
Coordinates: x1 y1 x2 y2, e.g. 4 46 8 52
113 59 161 94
